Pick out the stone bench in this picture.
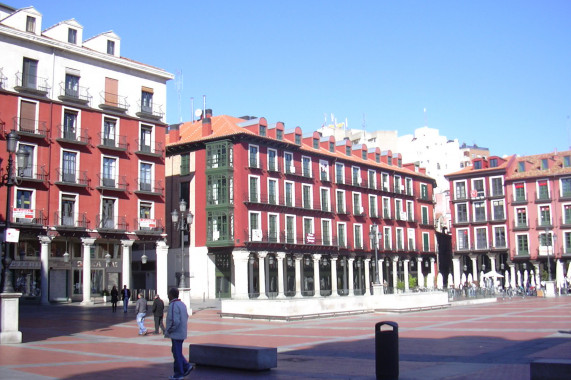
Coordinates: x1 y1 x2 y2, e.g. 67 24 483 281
189 343 277 371
530 358 571 380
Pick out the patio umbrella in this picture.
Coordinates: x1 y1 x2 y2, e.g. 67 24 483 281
448 273 454 288
524 270 529 287
504 271 510 288
530 271 536 287
483 270 504 278
468 273 473 284
517 271 522 287
461 273 466 286
437 273 443 289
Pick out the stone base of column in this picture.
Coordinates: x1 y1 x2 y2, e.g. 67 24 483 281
372 283 384 296
80 300 94 306
0 293 23 344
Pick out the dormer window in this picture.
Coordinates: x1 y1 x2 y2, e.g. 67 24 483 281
397 158 402 167
490 158 498 168
329 142 334 152
313 138 319 149
295 134 301 145
68 28 77 44
276 129 283 140
564 156 571 168
541 158 548 170
107 40 115 55
26 16 36 33
474 160 482 169
375 153 380 163
345 146 351 156
361 151 367 160
518 161 525 172
387 156 392 166
259 125 266 137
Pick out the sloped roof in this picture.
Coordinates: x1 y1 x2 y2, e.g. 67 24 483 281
445 155 514 178
509 150 571 179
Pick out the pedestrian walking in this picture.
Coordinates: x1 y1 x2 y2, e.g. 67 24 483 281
166 287 193 379
152 293 165 335
122 285 131 313
110 285 119 312
135 293 148 336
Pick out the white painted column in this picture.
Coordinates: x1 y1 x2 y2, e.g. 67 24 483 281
509 263 516 289
489 254 498 287
231 249 249 299
348 256 355 296
452 257 460 288
121 240 134 290
258 251 268 299
556 259 564 291
430 257 436 289
378 257 384 286
294 254 302 298
155 240 168 299
80 238 95 305
418 257 426 289
330 255 338 297
39 235 51 305
364 257 371 295
276 252 285 299
470 256 478 284
534 263 541 288
403 259 410 291
392 257 398 291
313 254 321 297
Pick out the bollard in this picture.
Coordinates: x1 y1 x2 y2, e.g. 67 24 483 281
375 321 399 380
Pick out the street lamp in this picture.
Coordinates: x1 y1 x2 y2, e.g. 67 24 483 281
171 199 193 288
369 224 380 285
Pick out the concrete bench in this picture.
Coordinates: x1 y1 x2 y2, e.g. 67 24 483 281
188 343 277 371
530 358 571 380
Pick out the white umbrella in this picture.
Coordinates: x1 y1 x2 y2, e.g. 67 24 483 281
448 273 454 288
437 273 443 289
504 271 510 288
531 272 536 287
517 271 521 287
461 273 466 286
524 270 529 287
483 270 504 278
468 273 473 284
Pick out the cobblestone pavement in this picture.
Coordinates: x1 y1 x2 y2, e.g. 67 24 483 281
0 296 570 379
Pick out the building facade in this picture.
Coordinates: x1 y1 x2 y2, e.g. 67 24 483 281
0 5 173 303
167 111 438 300
446 151 571 289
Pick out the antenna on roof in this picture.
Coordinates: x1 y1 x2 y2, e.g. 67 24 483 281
175 70 183 123
203 95 206 116
191 97 194 123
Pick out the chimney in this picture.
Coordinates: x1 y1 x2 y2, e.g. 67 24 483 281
202 117 212 137
168 123 180 142
205 108 213 118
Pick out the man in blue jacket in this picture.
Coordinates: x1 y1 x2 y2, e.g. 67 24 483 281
166 287 193 379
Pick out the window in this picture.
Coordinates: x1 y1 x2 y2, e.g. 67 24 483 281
494 226 506 248
61 194 76 226
490 158 498 168
268 149 277 171
561 178 571 197
538 180 549 200
102 157 117 187
22 58 38 89
491 177 503 196
337 223 346 247
515 207 527 227
312 138 319 149
353 192 362 215
295 134 301 145
457 229 469 250
492 200 505 220
320 188 330 212
405 178 413 195
19 99 37 133
284 152 294 174
268 214 278 242
248 176 259 202
472 179 485 197
26 16 36 33
259 125 266 137
565 204 571 225
336 190 345 213
303 217 314 243
335 163 344 184
564 156 571 168
538 232 553 248
539 206 551 227
249 145 259 168
207 174 229 205
285 181 294 207
383 227 392 250
319 159 329 181
455 181 467 199
276 129 283 140
140 125 153 152
420 183 429 200
101 198 116 228
107 40 115 55
139 201 153 229
180 153 190 175
16 144 34 178
514 182 525 201
354 224 362 249
322 219 331 245
541 158 548 170
65 74 79 98
407 228 415 250
249 212 261 241
394 175 401 193
421 206 429 225
516 235 529 255
518 161 526 172
456 203 468 223
422 232 430 252
406 200 414 221
475 228 487 250
15 189 34 223
474 161 482 169
565 232 571 254
395 199 402 220
268 179 278 204
473 201 486 222
141 90 153 113
103 118 117 147
62 151 77 183
68 28 77 44
369 195 377 217
329 142 335 152
368 170 376 189
345 146 351 156
104 77 119 106
382 197 390 218
206 141 231 169
381 173 389 191
139 162 152 191
302 156 311 177
63 109 78 140
285 215 295 243
375 153 380 163
302 184 312 209
352 166 361 186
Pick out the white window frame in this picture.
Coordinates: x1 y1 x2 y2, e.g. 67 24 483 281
100 195 119 228
353 223 363 249
248 174 260 203
285 214 296 243
492 224 507 249
368 169 376 189
337 222 347 247
474 227 488 250
267 212 280 243
267 148 278 171
381 172 389 191
301 155 312 177
284 151 294 174
407 228 416 250
335 162 345 184
139 160 155 191
284 180 295 207
382 196 391 218
18 97 39 133
249 144 260 168
455 202 469 223
471 178 486 198
395 227 404 250
302 184 313 209
352 166 362 186
60 192 79 226
383 226 392 250
62 106 82 140
320 186 331 212
336 189 346 213
267 178 279 204
319 159 329 181
60 147 80 182
457 228 470 250
352 191 363 215
321 218 332 245
102 114 120 144
303 216 315 244
454 180 468 200
369 194 378 218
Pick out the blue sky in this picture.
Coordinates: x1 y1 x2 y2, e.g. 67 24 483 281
9 0 571 157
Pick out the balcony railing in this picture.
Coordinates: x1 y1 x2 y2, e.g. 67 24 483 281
96 174 128 191
136 100 164 120
15 72 50 94
16 165 48 182
511 194 527 204
97 133 128 151
99 91 129 111
135 178 164 195
12 117 48 137
96 214 127 230
267 161 281 173
245 230 342 247
55 124 90 145
512 220 529 230
135 139 164 156
135 218 164 233
535 191 551 203
55 168 89 186
53 211 89 229
12 208 47 226
536 217 552 229
58 83 91 104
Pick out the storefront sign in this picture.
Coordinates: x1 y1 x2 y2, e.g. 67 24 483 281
5 228 20 243
13 208 34 220
50 261 71 269
139 218 156 228
10 260 41 269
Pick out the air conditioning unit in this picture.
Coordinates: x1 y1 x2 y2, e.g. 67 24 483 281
251 229 263 241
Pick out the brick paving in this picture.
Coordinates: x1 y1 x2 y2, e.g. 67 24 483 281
0 296 569 379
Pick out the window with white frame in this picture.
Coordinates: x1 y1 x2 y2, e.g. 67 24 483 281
16 143 35 178
354 224 363 249
140 124 153 153
405 177 413 195
352 166 361 186
335 162 344 184
336 189 346 213
302 155 312 177
454 180 467 200
490 176 503 196
268 213 279 242
249 211 262 241
61 149 79 183
422 232 430 251
475 227 487 250
473 201 486 222
102 116 118 147
368 169 376 189
515 207 527 227
407 228 415 250
139 161 153 192
249 144 259 168
319 159 329 181
285 214 295 243
381 173 389 191
101 197 117 228
382 197 391 218
322 219 332 245
139 201 154 230
284 181 294 207
302 184 313 209
62 108 80 140
60 193 78 226
561 177 571 198
268 178 278 204
395 199 403 220
472 178 485 198
492 199 505 220
102 156 117 187
406 200 414 221
337 222 347 247
457 229 469 250
248 175 260 202
353 192 363 215
268 148 278 171
394 175 402 193
383 226 392 250
493 225 506 248
320 187 330 212
369 194 378 217
516 234 529 256
396 228 404 250
421 205 429 225
303 217 314 243
284 152 294 174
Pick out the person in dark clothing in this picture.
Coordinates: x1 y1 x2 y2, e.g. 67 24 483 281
122 285 131 313
110 285 119 312
152 294 166 334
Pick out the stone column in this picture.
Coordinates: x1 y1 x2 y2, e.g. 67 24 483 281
489 254 498 287
348 256 355 296
258 251 268 299
378 257 384 286
80 238 95 305
392 257 398 292
313 254 321 297
231 249 250 299
430 257 436 289
294 254 302 298
452 257 461 288
470 256 478 284
330 255 338 297
418 256 425 288
155 240 168 299
0 293 22 343
403 259 410 291
364 257 371 295
509 263 516 289
276 252 285 299
39 235 52 305
533 263 541 289
121 240 134 290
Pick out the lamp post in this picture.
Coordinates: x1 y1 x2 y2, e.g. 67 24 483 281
2 131 27 293
369 224 380 285
171 200 193 288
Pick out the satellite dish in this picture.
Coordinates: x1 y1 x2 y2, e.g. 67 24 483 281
195 109 203 118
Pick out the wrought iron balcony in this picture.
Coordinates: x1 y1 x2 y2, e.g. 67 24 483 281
53 211 89 229
58 82 91 105
55 168 89 187
97 133 128 151
14 72 50 95
16 165 48 183
135 178 164 195
136 100 164 120
96 214 127 231
55 124 90 145
96 174 128 191
13 117 48 137
135 139 164 157
99 91 129 112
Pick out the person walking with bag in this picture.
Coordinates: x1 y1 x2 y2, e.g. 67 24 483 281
135 293 148 336
152 294 165 335
110 285 119 312
165 287 193 379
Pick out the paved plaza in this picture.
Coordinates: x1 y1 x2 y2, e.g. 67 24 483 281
0 296 570 379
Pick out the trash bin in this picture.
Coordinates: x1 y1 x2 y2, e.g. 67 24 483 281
375 321 398 380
